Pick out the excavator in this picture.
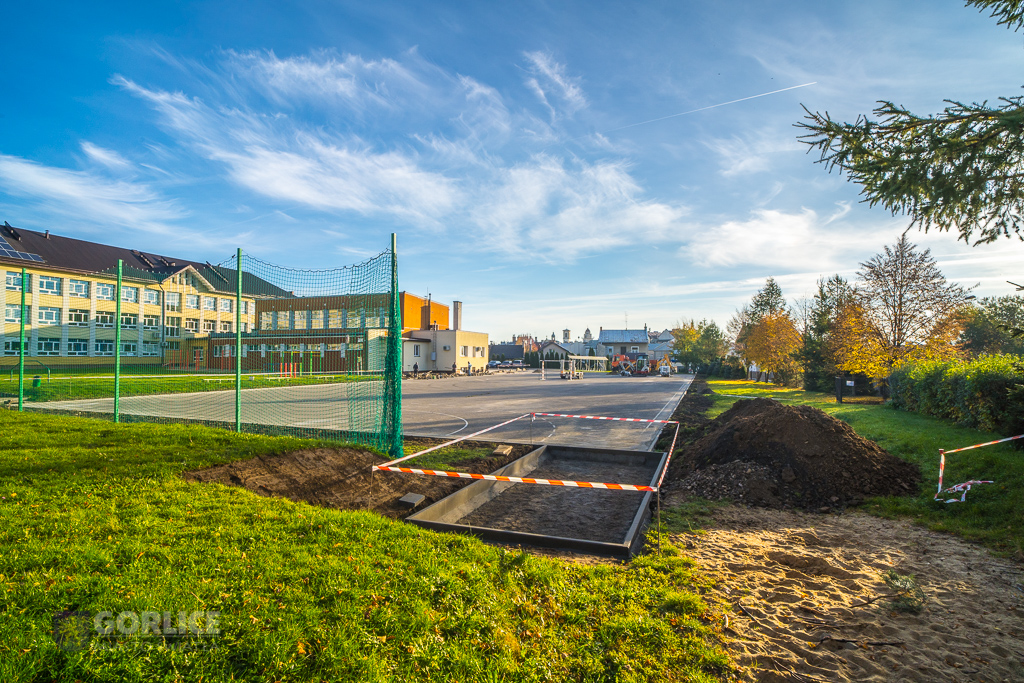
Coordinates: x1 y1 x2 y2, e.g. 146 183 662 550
651 354 673 377
610 354 650 376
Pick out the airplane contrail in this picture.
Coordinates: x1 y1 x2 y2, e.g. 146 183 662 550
595 81 818 136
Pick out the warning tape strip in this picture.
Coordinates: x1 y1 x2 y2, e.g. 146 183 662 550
935 433 1023 503
372 465 656 491
377 413 531 468
532 412 678 425
942 433 1024 454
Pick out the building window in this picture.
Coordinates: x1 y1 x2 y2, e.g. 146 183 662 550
460 345 469 357
67 339 88 356
120 342 138 357
141 343 160 357
165 341 180 351
165 292 181 312
219 298 232 313
202 297 216 311
240 322 249 333
5 271 29 292
186 294 199 310
38 276 61 296
276 311 290 329
69 279 90 298
165 317 181 337
94 311 115 327
94 340 114 356
121 286 138 303
631 346 639 353
259 311 273 329
143 289 160 306
143 315 160 330
4 304 27 323
120 313 138 328
185 318 199 333
193 348 204 362
3 341 25 356
95 283 114 300
68 309 89 326
219 321 232 333
202 320 215 332
38 307 61 325
37 339 60 356
413 344 420 357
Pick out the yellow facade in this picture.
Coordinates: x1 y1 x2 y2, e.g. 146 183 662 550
1 265 255 366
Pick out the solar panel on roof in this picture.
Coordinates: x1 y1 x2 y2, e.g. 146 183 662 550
0 240 44 262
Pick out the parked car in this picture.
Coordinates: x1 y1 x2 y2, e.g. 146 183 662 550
510 360 524 368
487 360 500 368
499 360 513 367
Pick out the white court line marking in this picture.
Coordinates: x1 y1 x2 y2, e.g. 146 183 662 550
405 411 473 438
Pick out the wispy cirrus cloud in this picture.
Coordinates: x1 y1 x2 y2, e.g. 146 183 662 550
80 141 133 170
111 49 688 260
522 51 587 121
0 153 186 236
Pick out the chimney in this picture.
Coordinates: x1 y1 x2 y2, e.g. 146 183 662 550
452 301 463 330
44 230 50 239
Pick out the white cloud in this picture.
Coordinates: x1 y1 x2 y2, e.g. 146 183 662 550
80 141 132 170
0 154 186 237
470 155 689 260
688 207 904 271
522 51 587 119
705 131 802 176
112 50 685 260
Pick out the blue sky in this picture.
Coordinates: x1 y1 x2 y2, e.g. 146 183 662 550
2 0 1022 341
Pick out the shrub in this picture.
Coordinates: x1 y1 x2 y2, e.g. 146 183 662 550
890 355 1024 435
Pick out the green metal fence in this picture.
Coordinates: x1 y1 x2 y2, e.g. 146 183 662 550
2 236 402 457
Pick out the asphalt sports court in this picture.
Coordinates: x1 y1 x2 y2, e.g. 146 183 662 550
37 372 693 452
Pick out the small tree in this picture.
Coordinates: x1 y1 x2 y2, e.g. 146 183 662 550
745 312 802 385
800 275 855 391
832 235 970 386
959 295 1024 356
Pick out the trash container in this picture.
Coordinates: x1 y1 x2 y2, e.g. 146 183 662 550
32 376 41 388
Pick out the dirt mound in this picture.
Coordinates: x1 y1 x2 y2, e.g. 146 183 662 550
668 398 920 510
182 441 531 519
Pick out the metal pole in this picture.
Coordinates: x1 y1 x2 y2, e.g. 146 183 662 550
114 260 122 423
235 248 242 433
387 232 403 458
18 268 26 411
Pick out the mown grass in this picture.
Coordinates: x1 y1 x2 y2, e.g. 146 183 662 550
0 373 367 403
705 380 1024 557
0 411 730 682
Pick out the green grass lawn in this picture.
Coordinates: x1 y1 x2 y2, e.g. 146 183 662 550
0 373 369 403
0 411 729 682
705 380 1024 556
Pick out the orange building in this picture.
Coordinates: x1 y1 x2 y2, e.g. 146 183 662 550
399 293 450 334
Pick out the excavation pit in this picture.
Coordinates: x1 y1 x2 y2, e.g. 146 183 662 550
406 444 667 557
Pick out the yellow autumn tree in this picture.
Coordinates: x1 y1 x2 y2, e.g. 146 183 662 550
744 311 802 385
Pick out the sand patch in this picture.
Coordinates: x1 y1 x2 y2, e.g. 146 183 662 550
668 503 1024 682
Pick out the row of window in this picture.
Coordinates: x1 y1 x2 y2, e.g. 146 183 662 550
2 340 161 357
4 306 248 334
5 272 252 314
258 309 387 330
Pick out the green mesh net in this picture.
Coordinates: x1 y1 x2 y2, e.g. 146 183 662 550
5 239 402 457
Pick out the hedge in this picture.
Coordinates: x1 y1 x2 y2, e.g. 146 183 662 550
889 355 1024 436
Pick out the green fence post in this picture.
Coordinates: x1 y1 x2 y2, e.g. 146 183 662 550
18 267 26 411
384 233 403 458
114 259 122 423
235 248 242 433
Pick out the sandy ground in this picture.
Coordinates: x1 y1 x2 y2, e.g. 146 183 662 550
665 502 1024 683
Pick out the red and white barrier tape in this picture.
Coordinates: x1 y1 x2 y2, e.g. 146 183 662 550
935 433 1023 503
377 413 531 468
532 412 678 425
942 433 1024 454
373 465 656 491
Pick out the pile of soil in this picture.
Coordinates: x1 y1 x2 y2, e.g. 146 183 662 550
182 440 532 519
667 397 920 511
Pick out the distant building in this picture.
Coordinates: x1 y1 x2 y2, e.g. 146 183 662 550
401 297 489 372
597 326 650 357
583 327 593 343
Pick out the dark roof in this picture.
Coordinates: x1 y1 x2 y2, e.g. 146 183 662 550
1 221 289 297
